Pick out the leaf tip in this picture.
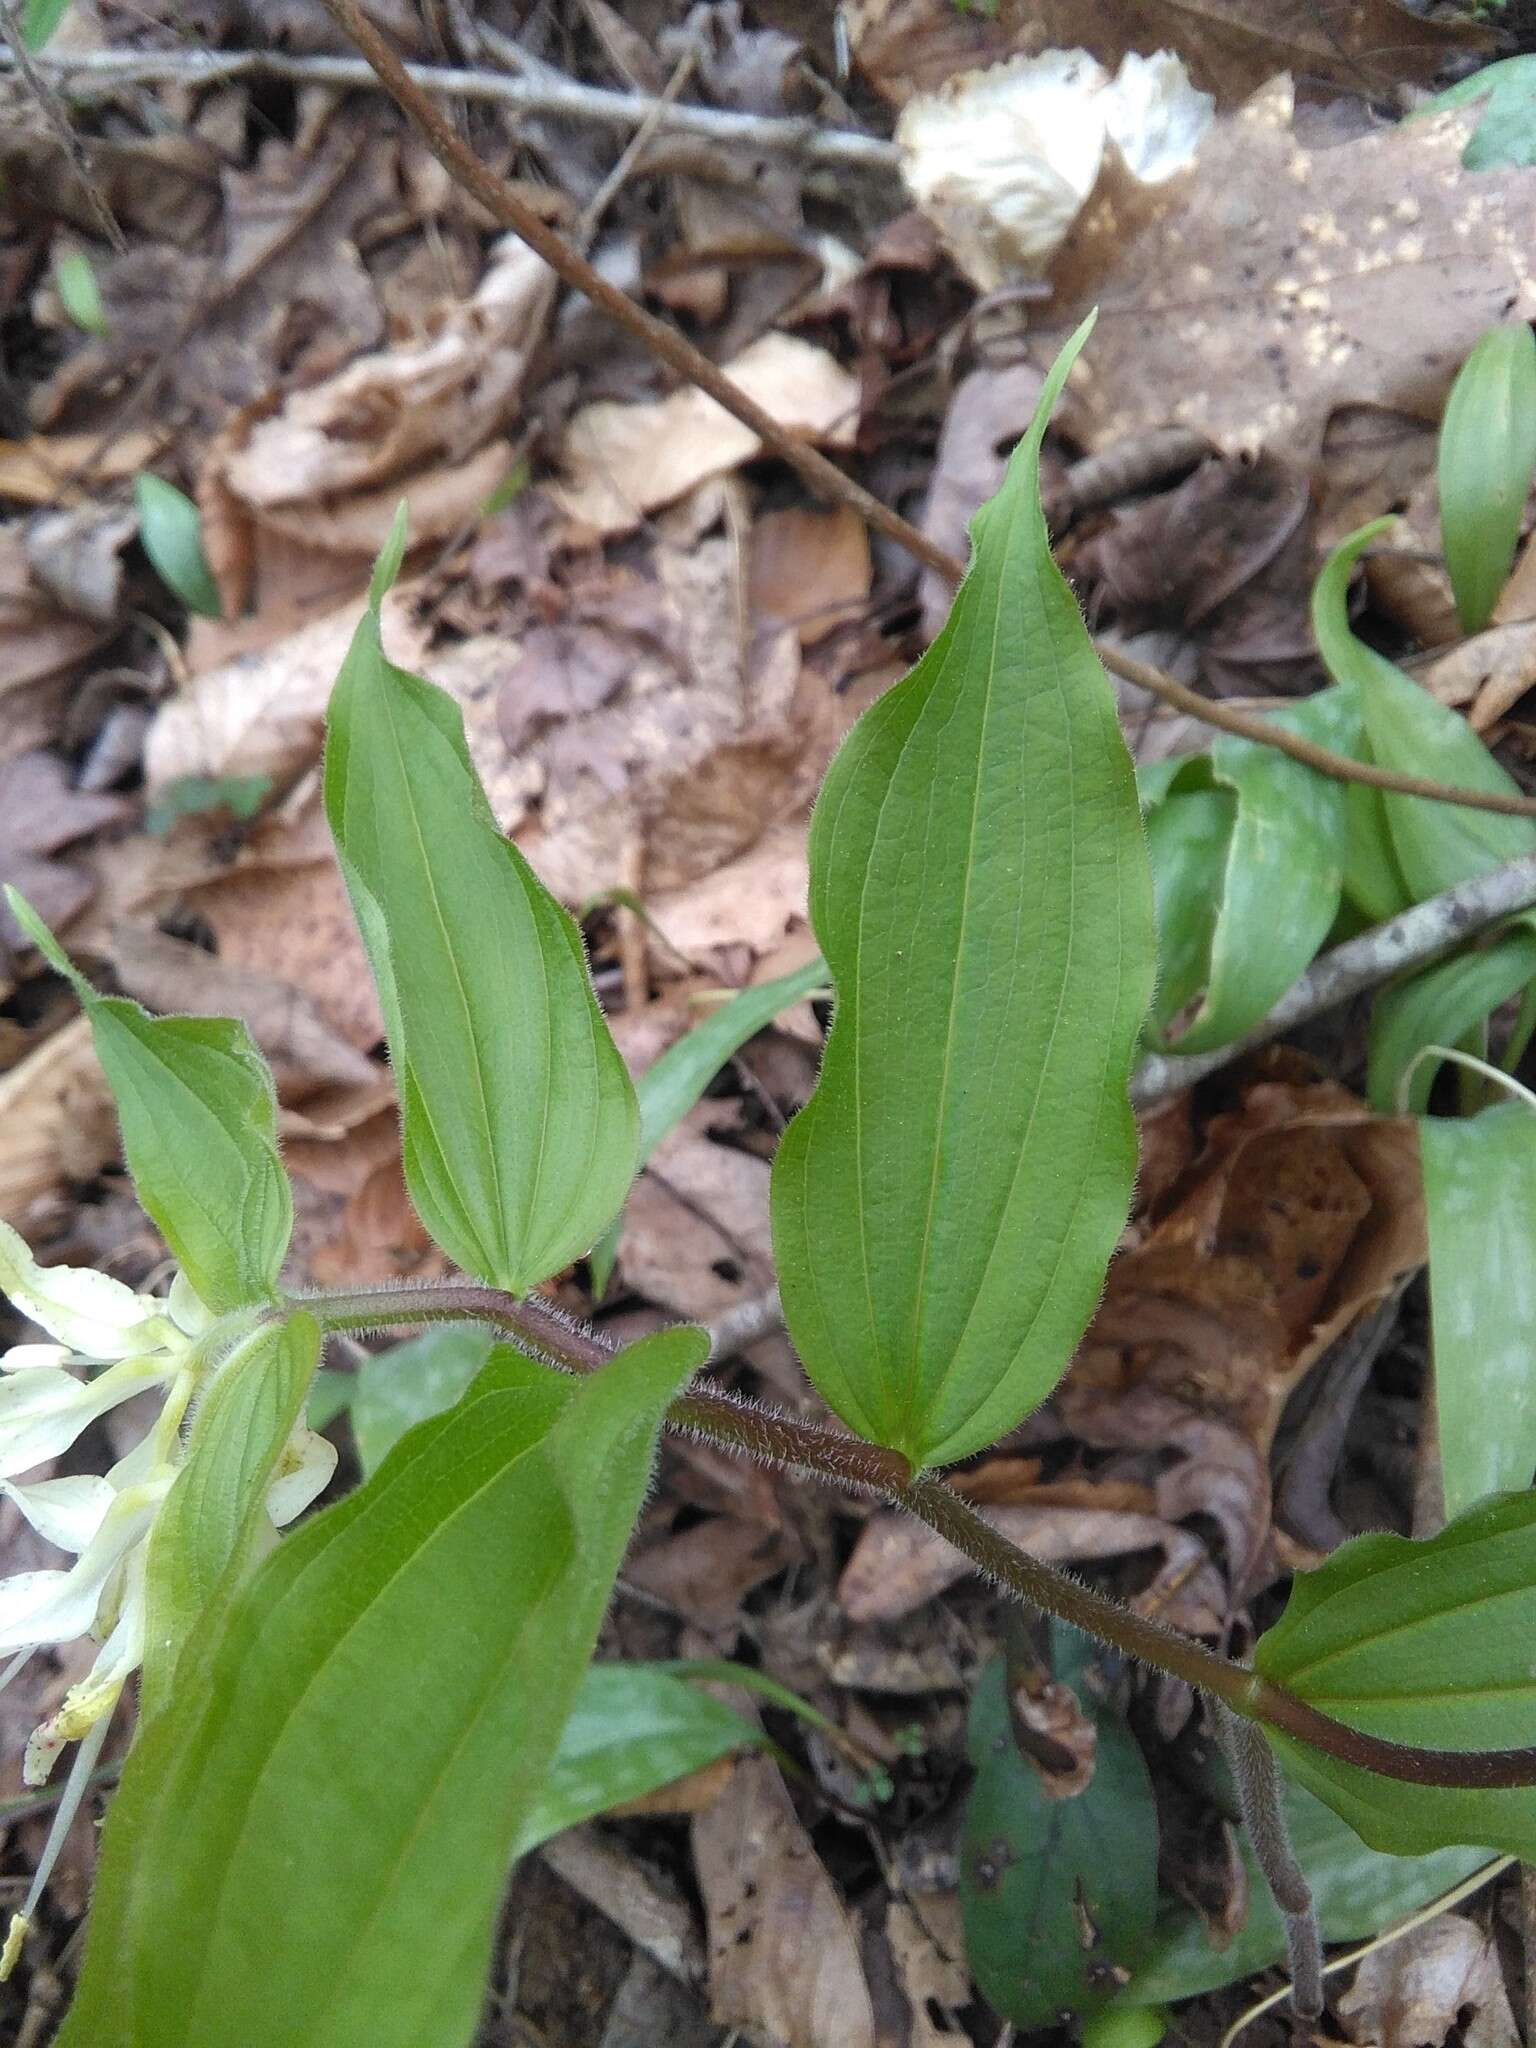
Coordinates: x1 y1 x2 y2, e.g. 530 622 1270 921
370 503 410 608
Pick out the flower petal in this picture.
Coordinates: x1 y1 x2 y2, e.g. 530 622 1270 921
265 1428 338 1527
0 1358 166 1481
0 1220 174 1358
0 1345 69 1373
0 1475 114 1554
167 1269 214 1338
0 1487 159 1653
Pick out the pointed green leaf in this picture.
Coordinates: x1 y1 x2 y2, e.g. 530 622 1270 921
1313 525 1536 901
1439 324 1536 634
59 1326 704 2048
5 889 291 1312
1368 924 1536 1111
1145 783 1233 1043
20 0 72 49
139 1312 322 1719
771 319 1156 1467
1418 56 1536 170
960 1629 1159 2028
134 474 222 619
323 596 639 1294
1422 1103 1536 1520
1253 1492 1536 1858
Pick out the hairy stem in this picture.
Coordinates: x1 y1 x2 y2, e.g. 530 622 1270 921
293 1280 1536 1791
1215 1702 1324 2019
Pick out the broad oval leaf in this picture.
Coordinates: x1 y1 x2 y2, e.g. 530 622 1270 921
960 1630 1158 2029
53 248 107 336
59 1326 704 2048
1422 1103 1536 1520
1439 323 1536 634
5 889 291 1312
139 1312 321 1718
772 319 1156 1467
324 586 639 1295
134 474 222 619
1253 1492 1536 1859
1313 525 1536 901
1367 923 1536 1112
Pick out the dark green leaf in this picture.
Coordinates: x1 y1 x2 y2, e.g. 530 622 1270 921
960 1630 1159 2029
1422 1103 1536 1519
1367 924 1536 1111
1313 524 1536 900
1418 57 1536 171
512 1663 761 1855
1439 324 1536 634
772 319 1156 1466
350 1325 492 1476
1253 1492 1536 1857
324 583 638 1295
4 889 291 1313
59 1326 704 2048
135 475 222 619
1121 1778 1489 2006
139 1313 321 1720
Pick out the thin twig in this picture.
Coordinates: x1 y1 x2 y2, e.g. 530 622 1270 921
0 2 123 250
310 0 1536 825
1131 850 1536 1105
577 46 696 244
0 43 897 170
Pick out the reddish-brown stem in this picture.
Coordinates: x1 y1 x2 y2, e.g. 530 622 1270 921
317 0 1536 825
294 1280 1536 1791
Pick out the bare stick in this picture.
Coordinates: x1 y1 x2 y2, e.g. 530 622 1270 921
1215 1702 1324 2020
310 0 1536 825
1131 849 1536 1105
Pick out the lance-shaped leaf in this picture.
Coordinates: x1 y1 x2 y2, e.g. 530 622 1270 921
1439 323 1536 634
58 1326 703 2048
1253 1491 1536 1859
1144 775 1234 1044
4 889 290 1313
324 546 638 1294
772 319 1156 1467
1368 926 1536 1112
1422 1104 1536 1520
139 1312 322 1718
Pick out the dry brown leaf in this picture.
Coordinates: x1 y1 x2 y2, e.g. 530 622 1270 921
0 433 160 508
1034 85 1536 464
620 1104 774 1320
874 1896 971 2048
1420 620 1536 731
547 333 860 540
0 752 135 962
693 1753 877 2048
847 0 1489 108
0 527 112 703
0 1016 116 1227
1339 1914 1517 2048
750 505 873 647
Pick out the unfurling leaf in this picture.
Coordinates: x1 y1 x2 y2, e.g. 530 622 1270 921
1253 1492 1536 1858
1439 323 1536 634
4 889 291 1313
772 318 1156 1467
59 1327 704 2048
1421 1104 1536 1520
324 555 639 1295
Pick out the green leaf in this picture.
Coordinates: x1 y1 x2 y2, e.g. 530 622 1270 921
1121 1778 1489 2006
144 772 271 838
1439 324 1536 634
1313 524 1536 900
1252 1491 1536 1858
1422 1103 1536 1520
1145 784 1234 1043
512 1662 762 1856
134 475 222 619
350 1325 492 1476
772 318 1156 1467
52 248 107 336
19 0 71 47
139 1313 321 1720
1418 57 1536 171
59 1326 704 2048
324 585 639 1295
1367 923 1536 1111
960 1630 1159 2029
4 889 291 1313
306 1368 354 1432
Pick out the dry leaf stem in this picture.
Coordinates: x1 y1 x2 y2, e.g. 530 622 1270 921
294 1279 1536 1793
318 0 1536 825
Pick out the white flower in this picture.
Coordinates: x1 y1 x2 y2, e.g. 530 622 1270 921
0 1221 335 1978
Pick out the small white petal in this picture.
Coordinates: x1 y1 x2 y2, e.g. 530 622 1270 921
0 1475 115 1555
0 1358 166 1481
0 1345 70 1373
167 1270 214 1338
0 1220 174 1358
0 1488 159 1653
266 1429 338 1527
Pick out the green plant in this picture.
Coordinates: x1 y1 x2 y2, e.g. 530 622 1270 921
6 326 1536 2044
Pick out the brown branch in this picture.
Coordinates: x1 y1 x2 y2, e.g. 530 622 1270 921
317 0 1536 825
296 1279 1536 1792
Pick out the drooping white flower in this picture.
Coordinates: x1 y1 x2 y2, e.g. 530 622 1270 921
0 1221 335 1977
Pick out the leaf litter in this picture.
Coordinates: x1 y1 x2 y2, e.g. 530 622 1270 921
4 0 1536 2041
